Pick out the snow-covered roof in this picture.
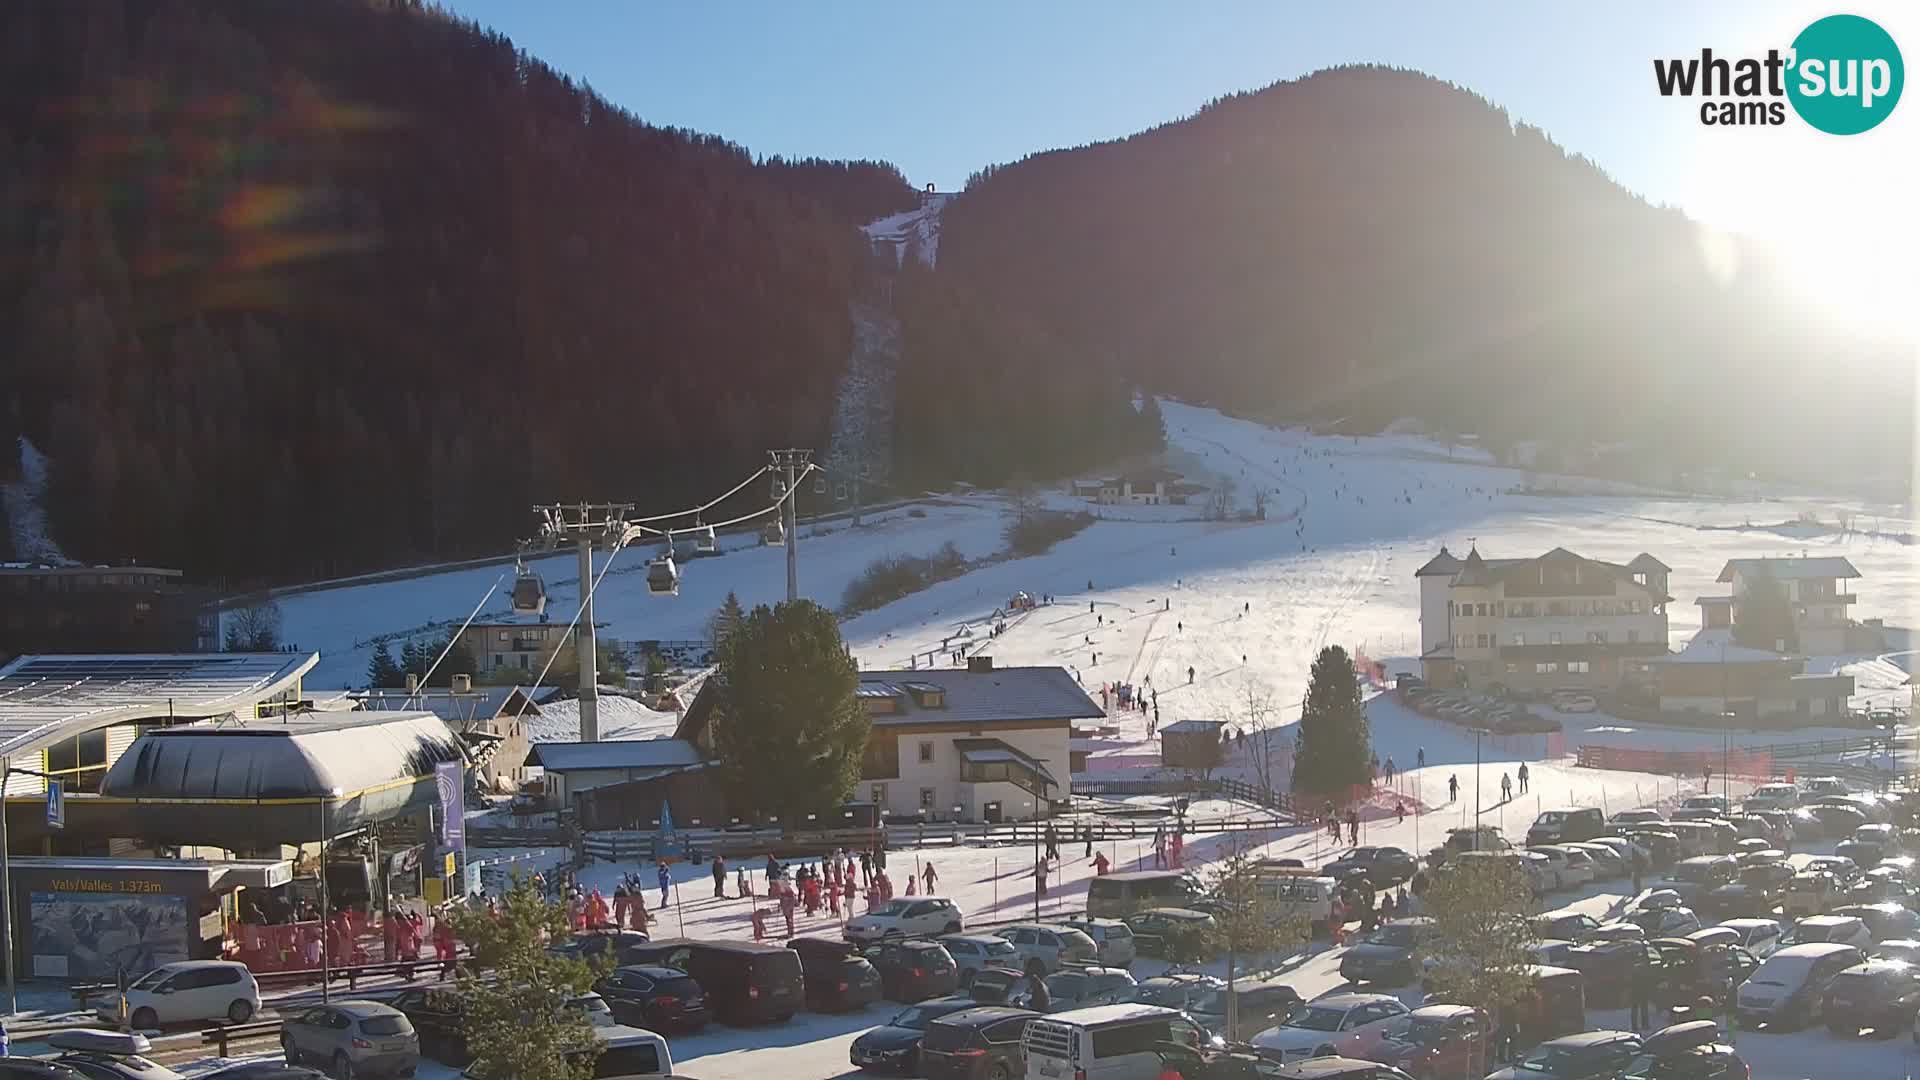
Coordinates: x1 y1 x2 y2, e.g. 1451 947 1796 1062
0 652 317 762
953 737 1059 786
526 738 705 773
531 695 679 743
351 685 556 727
1161 719 1226 735
855 666 1103 727
1651 633 1794 664
1717 557 1860 583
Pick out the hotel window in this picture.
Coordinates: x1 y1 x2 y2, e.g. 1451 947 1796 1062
1511 633 1525 647
1477 603 1489 617
1628 600 1643 614
1587 631 1607 644
918 741 934 763
1567 661 1591 674
1535 662 1558 674
871 783 888 805
1476 634 1490 648
1550 632 1562 645
920 788 936 810
1506 663 1519 674
1493 602 1504 617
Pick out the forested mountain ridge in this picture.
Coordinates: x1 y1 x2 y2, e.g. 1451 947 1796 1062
0 0 913 582
918 65 1910 487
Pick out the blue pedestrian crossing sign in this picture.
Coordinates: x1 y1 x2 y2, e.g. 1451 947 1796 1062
47 783 64 830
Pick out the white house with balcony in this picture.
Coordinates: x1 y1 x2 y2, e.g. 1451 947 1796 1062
1708 556 1862 655
1416 546 1672 692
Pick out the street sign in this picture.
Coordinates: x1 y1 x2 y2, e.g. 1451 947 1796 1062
46 784 63 830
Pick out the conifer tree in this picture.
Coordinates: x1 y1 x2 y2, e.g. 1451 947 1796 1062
367 643 403 689
1293 645 1372 795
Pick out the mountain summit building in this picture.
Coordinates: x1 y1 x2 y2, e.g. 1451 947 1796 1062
1416 546 1672 692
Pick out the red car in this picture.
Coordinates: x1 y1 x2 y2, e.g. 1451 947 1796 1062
1368 1004 1491 1080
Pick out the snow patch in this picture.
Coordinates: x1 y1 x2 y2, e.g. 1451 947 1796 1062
2 437 69 564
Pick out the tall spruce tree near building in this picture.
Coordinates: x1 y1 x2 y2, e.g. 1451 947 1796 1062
1293 645 1372 795
1732 566 1799 653
708 591 747 651
367 644 403 689
710 599 868 821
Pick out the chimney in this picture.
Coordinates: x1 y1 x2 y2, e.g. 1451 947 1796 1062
968 656 994 674
405 673 420 693
452 674 473 693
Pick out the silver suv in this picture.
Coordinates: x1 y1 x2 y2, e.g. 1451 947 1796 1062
1060 917 1138 967
994 924 1098 978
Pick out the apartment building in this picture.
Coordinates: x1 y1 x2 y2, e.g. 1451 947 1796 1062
1703 556 1862 655
1416 546 1672 692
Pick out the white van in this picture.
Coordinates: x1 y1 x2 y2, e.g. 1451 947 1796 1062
1023 1003 1203 1080
464 1025 672 1078
1253 872 1337 930
1746 783 1801 811
100 960 261 1029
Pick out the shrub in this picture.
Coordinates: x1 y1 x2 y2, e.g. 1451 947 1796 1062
1005 510 1094 556
842 542 969 614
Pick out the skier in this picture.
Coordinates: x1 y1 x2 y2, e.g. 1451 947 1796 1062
1417 747 1426 770
1500 772 1512 803
1188 666 1195 684
1517 762 1530 794
1447 774 1459 802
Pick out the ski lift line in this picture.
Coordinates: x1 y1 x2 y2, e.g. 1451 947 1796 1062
624 465 776 525
404 569 508 708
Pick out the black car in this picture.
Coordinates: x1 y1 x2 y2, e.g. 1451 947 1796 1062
0 1065 85 1080
1338 918 1434 986
1535 912 1602 943
849 997 981 1074
1837 838 1888 870
1797 804 1870 839
863 939 961 1002
1564 941 1669 1008
1821 959 1920 1036
787 937 885 1012
549 929 653 965
1620 1021 1747 1080
388 987 469 1065
1833 903 1920 942
967 967 1030 1007
623 938 805 1025
197 1069 328 1080
1486 1030 1643 1080
1321 847 1419 888
918 1006 1038 1080
594 964 713 1031
1188 979 1302 1038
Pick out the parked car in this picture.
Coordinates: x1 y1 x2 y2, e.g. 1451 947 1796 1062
1803 855 1863 884
1873 938 1920 964
1585 836 1652 869
1802 777 1852 799
1822 958 1920 1037
1124 908 1217 961
1795 803 1869 839
1715 919 1785 958
387 988 469 1065
1268 1058 1416 1080
786 938 885 1013
1563 941 1669 1008
1619 1021 1746 1080
1849 865 1915 905
850 997 981 1074
968 967 1032 1008
1484 1030 1642 1080
1130 973 1226 1013
993 924 1099 978
1647 936 1758 1006
1781 915 1874 951
36 1031 182 1080
1622 829 1683 870
1736 942 1865 1029
1022 1003 1206 1080
592 964 713 1031
1552 693 1598 714
1188 979 1302 1039
1660 856 1737 907
1525 848 1579 890
667 940 805 1025
1783 871 1843 919
1832 903 1920 942
845 897 965 942
1611 808 1667 829
919 1006 1039 1080
1058 917 1139 968
1534 911 1601 943
550 929 653 966
1683 795 1731 817
1320 847 1419 888
100 960 261 1030
1040 966 1137 1012
197 1068 327 1080
941 934 1023 987
1565 843 1625 880
280 1001 419 1079
1838 836 1891 870
1339 918 1434 987
1703 861 1794 919
1085 870 1204 918
1627 907 1702 939
863 939 962 1003
1249 993 1411 1064
1745 783 1802 812
1369 1004 1490 1080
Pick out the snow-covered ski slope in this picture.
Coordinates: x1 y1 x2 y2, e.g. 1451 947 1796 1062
287 400 1920 725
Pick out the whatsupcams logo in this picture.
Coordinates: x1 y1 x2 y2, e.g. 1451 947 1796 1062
1654 13 1904 133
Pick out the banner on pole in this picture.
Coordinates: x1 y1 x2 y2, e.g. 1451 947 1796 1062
436 761 465 854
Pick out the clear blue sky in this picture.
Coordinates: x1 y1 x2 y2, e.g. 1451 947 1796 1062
439 1 1915 335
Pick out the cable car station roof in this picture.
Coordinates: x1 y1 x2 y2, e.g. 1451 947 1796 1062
0 651 318 762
